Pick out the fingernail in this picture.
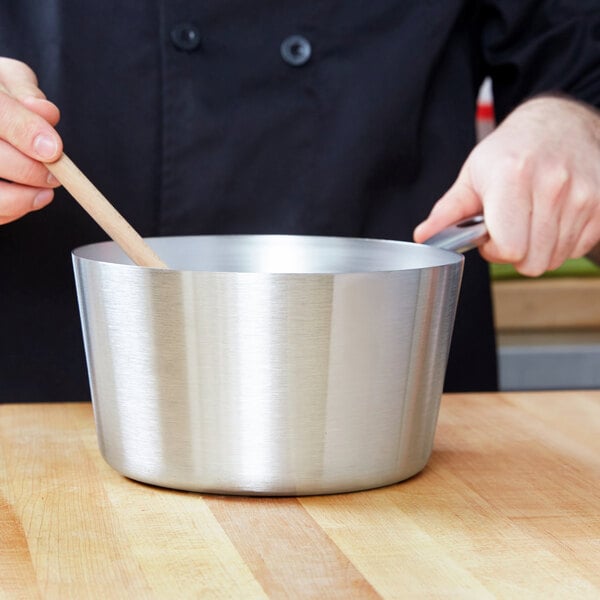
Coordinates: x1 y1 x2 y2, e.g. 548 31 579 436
47 171 59 185
33 189 54 209
33 133 59 160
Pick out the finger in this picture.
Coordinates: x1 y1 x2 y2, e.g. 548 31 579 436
571 209 600 259
547 181 594 270
0 139 61 187
413 170 482 243
477 202 533 266
513 166 570 276
514 208 559 277
20 96 60 126
0 89 62 162
0 58 60 125
0 57 45 100
0 180 54 225
474 152 536 265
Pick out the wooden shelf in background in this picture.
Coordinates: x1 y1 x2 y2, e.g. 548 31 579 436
492 277 600 331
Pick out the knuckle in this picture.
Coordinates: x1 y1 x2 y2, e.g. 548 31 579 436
516 262 545 278
544 166 571 199
0 56 38 85
501 152 532 177
12 161 45 186
513 155 532 177
18 62 38 84
488 152 533 184
0 100 46 155
11 117 38 147
570 185 595 211
481 240 525 265
0 95 28 143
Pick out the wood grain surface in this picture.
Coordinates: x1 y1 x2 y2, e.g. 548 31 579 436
1 392 599 599
492 277 600 330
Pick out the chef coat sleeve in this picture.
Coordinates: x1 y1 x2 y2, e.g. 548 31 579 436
479 0 600 120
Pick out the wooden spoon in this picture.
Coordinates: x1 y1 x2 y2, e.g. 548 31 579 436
46 153 168 268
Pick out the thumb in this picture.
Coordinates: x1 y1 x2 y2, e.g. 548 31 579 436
413 169 483 243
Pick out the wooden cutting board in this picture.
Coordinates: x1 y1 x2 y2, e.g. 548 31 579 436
1 391 599 599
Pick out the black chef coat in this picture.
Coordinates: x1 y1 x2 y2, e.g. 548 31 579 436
1 1 599 402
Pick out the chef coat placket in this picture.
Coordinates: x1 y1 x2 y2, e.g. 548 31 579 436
157 1 322 236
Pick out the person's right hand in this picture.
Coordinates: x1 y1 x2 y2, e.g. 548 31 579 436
0 57 63 225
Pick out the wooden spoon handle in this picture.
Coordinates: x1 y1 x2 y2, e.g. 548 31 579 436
46 153 168 268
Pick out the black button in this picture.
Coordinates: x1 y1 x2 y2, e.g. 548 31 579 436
280 35 311 67
171 23 201 51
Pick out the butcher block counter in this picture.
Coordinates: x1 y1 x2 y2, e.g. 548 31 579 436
1 391 599 599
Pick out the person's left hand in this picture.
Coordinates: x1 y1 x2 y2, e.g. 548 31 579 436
413 95 600 276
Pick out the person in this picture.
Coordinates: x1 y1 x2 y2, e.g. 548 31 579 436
1 2 599 402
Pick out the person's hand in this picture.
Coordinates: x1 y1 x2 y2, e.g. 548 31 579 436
413 96 600 276
0 57 63 225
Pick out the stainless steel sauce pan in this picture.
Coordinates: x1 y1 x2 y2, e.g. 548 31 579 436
72 218 487 495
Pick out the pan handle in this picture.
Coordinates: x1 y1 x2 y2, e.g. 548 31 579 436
423 215 489 254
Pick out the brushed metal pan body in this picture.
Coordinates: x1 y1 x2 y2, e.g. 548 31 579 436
73 235 464 495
